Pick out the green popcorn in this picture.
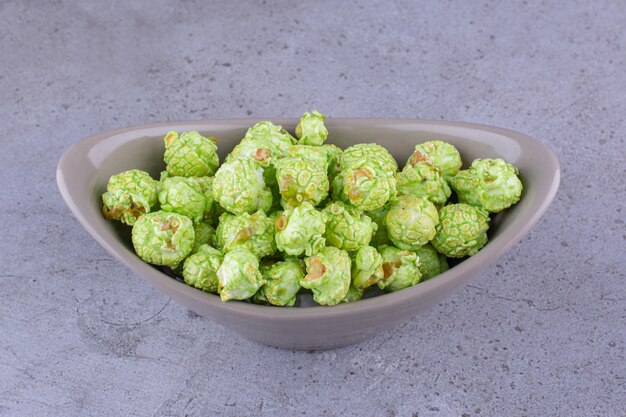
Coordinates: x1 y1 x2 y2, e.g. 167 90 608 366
432 203 490 258
396 162 451 205
334 144 398 211
189 176 215 220
191 220 216 254
212 157 273 215
182 245 223 293
215 211 277 258
275 156 329 207
295 110 328 145
228 123 295 186
451 158 523 212
243 121 296 151
217 248 265 301
366 205 391 246
413 243 449 280
102 169 158 226
301 246 351 306
341 285 363 303
386 195 439 249
377 245 422 292
323 201 377 251
285 144 328 166
275 202 326 256
351 246 384 290
255 258 304 306
407 140 462 182
131 211 195 266
158 176 208 222
321 144 343 181
340 143 398 173
163 130 219 177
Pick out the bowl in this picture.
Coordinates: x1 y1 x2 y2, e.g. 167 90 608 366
57 119 560 350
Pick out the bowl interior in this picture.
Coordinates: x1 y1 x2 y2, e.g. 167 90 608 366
57 119 559 316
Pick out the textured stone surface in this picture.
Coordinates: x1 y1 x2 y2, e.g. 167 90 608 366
1 0 625 416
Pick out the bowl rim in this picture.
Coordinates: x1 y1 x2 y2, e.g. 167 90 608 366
57 118 560 321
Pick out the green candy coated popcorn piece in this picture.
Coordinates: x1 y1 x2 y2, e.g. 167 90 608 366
377 245 422 292
275 156 329 207
295 110 328 146
131 211 195 266
323 201 377 251
407 140 462 182
274 202 326 256
321 144 343 181
215 211 277 258
285 144 329 166
413 243 449 281
164 130 219 177
158 176 208 222
301 246 351 306
191 220 216 254
102 169 158 226
451 158 523 213
366 205 391 247
386 195 439 249
396 162 451 205
334 144 398 211
228 122 295 186
256 257 304 306
189 176 215 220
432 203 490 258
351 246 384 290
217 248 265 301
182 245 223 293
341 285 363 303
212 157 273 215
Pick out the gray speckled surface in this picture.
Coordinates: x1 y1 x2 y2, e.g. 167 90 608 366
1 0 625 416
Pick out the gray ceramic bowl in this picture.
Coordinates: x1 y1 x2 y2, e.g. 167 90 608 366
57 119 559 350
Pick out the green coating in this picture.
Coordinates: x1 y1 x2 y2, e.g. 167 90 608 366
341 285 363 303
407 140 462 182
413 243 449 280
191 220 216 254
295 110 328 146
217 248 265 301
274 202 326 256
301 246 351 306
256 258 304 306
212 157 273 215
323 201 377 251
334 143 398 211
158 176 208 222
228 122 295 186
163 130 219 177
366 205 391 246
396 162 451 205
377 245 422 292
189 176 215 220
351 246 384 290
386 195 439 249
451 158 523 212
275 156 329 207
215 211 277 258
131 211 195 266
182 245 223 293
432 203 490 258
102 169 158 226
285 144 328 166
321 144 343 181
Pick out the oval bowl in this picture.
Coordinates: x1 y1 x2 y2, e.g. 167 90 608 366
57 119 559 350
